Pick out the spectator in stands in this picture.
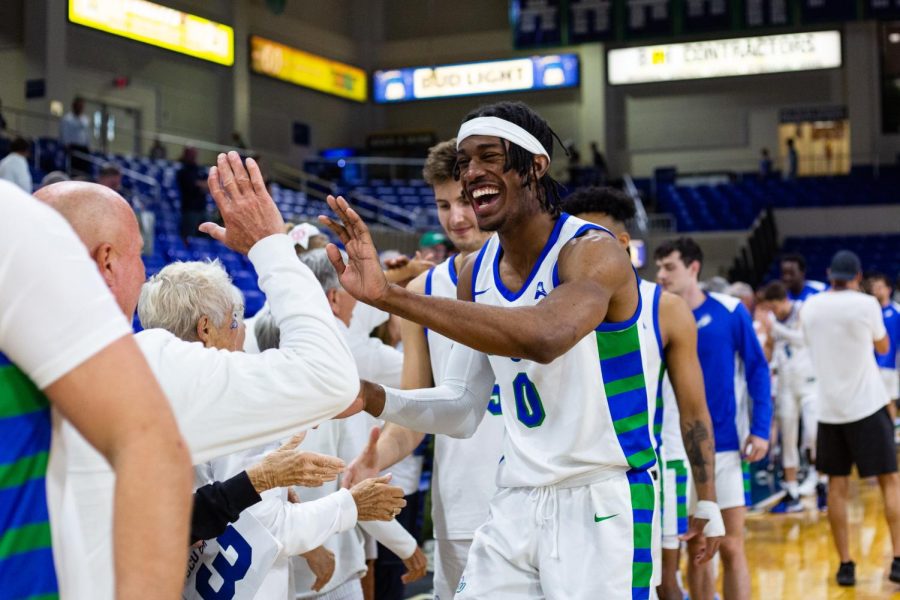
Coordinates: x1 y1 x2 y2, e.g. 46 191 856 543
177 146 209 245
759 148 773 179
0 136 32 192
418 230 450 263
780 253 827 302
41 170 70 187
149 137 166 160
565 139 581 184
59 96 91 175
97 162 154 256
786 138 798 179
801 250 900 587
35 153 362 600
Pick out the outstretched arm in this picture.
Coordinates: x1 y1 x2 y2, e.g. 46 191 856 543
319 195 636 364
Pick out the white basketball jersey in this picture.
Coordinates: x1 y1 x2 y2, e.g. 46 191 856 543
471 214 655 488
426 255 505 540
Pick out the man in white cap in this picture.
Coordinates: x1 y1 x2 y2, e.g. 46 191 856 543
319 101 724 599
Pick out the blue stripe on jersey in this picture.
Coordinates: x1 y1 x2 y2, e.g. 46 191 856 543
424 266 435 340
617 428 657 470
470 243 490 302
492 213 570 302
0 480 51 532
651 284 663 358
607 388 649 423
0 354 10 368
600 350 645 382
632 509 654 524
0 547 59 597
0 411 52 465
448 253 459 286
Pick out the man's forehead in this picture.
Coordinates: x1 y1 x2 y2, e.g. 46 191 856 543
457 135 505 154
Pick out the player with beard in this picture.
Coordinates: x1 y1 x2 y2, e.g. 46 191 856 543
319 101 722 599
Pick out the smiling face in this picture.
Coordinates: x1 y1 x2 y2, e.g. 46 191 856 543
455 135 548 232
432 179 487 254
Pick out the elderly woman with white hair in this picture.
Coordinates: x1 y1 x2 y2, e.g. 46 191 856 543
139 259 408 600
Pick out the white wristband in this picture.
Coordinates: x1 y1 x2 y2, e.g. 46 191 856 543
694 500 725 538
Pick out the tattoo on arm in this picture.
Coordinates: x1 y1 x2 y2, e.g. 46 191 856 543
684 419 713 484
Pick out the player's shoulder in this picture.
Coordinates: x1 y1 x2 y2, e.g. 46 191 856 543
708 291 743 313
806 280 828 292
407 267 430 295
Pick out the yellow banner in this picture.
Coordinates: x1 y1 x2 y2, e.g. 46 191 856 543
69 0 234 66
250 36 367 103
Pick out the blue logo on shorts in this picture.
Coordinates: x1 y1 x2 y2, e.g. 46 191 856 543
456 576 467 594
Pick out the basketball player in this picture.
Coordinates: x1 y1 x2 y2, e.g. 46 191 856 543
561 187 723 600
780 253 827 302
321 101 719 599
655 238 771 600
868 274 899 411
342 138 501 600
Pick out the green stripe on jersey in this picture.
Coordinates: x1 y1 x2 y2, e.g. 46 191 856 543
0 522 52 560
595 325 641 359
0 366 48 418
614 410 649 435
629 481 656 511
0 452 49 490
604 373 646 398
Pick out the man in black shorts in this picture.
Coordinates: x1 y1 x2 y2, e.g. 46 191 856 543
801 250 900 587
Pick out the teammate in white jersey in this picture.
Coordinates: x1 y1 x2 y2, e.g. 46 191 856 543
343 139 501 600
759 281 819 512
322 101 692 599
562 187 722 600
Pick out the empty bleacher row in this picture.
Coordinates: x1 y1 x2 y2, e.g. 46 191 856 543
659 173 900 232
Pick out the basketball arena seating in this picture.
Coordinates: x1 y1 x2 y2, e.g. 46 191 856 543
658 173 900 232
764 234 900 283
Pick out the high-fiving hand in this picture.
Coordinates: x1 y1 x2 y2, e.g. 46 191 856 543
200 151 284 255
318 195 391 306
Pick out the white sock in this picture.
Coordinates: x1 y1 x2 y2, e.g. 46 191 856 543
786 480 799 498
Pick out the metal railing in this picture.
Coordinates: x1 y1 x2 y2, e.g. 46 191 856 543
70 149 162 205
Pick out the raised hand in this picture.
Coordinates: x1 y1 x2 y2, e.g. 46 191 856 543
341 426 382 489
349 474 406 521
200 151 284 255
246 432 345 493
300 546 336 592
318 195 391 305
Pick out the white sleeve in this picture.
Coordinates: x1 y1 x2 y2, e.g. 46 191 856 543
348 335 403 387
379 343 494 438
870 297 888 341
770 320 805 347
358 520 417 559
248 488 358 556
0 182 132 387
138 233 360 464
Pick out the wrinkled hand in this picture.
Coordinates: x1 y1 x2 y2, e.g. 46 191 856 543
742 434 769 463
401 546 427 584
200 151 285 255
680 518 721 565
350 474 406 521
342 426 382 489
301 546 335 592
246 432 345 493
318 195 391 305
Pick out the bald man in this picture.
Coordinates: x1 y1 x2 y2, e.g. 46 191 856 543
36 152 364 600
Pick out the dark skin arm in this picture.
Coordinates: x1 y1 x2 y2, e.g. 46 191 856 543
659 291 720 564
319 195 638 364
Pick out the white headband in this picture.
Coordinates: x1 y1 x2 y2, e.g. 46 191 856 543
456 116 550 161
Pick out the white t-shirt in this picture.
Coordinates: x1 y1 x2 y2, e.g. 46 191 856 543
0 181 132 599
801 290 889 424
61 234 361 600
0 152 32 193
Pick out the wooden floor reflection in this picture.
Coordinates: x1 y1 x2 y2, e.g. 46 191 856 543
739 477 900 598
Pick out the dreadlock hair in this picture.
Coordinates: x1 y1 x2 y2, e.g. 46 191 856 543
455 101 566 216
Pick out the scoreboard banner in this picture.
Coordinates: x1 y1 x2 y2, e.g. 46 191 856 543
249 36 367 102
608 30 841 84
68 0 234 66
373 54 579 103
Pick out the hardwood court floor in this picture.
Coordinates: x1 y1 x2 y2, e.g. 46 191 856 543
744 477 900 598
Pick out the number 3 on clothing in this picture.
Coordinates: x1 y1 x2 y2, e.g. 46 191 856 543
513 372 545 427
195 526 253 600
